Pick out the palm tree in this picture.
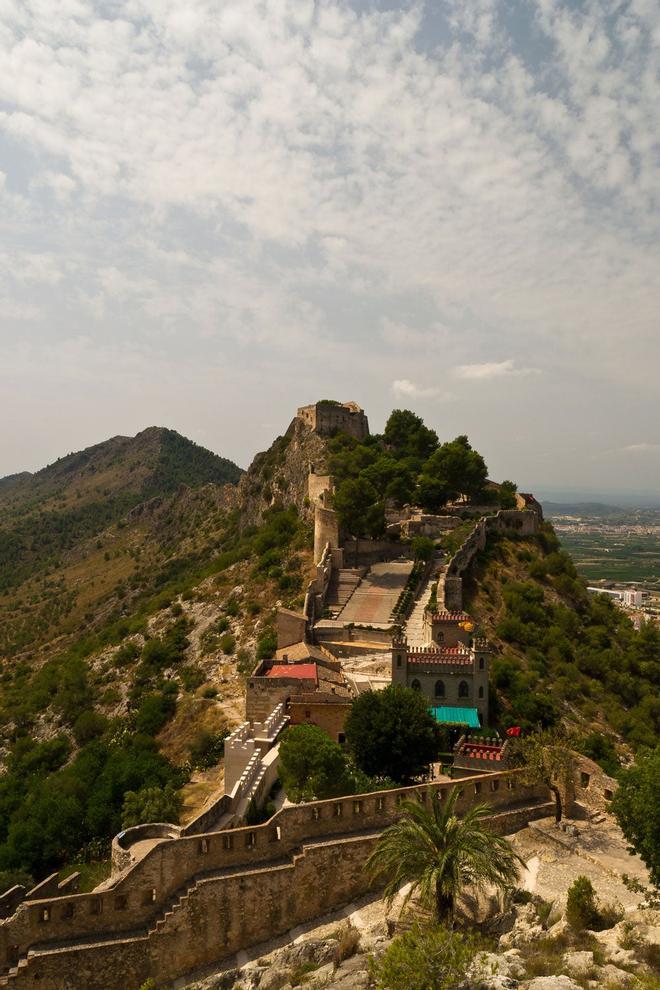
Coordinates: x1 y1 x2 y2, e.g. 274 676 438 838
366 787 525 924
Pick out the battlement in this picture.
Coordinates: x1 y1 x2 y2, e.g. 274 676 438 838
297 401 369 440
0 770 553 990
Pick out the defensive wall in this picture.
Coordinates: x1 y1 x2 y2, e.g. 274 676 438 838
444 508 540 610
572 754 619 816
303 542 337 625
0 771 554 989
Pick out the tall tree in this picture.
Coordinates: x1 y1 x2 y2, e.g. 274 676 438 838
345 685 441 784
423 435 488 503
333 477 385 565
367 787 525 923
610 746 660 886
509 729 575 822
384 410 438 461
278 724 355 802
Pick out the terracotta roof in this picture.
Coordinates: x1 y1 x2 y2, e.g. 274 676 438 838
276 642 328 663
264 664 318 683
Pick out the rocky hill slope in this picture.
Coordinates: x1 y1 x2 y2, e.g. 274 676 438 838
0 403 656 899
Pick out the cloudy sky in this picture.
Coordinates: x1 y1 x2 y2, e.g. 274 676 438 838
1 0 659 496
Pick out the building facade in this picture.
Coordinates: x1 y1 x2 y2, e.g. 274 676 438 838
391 611 490 725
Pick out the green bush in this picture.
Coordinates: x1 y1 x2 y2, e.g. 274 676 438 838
566 876 600 931
256 628 277 662
189 730 227 769
279 725 355 802
135 693 176 735
370 923 478 990
219 633 236 655
122 783 182 828
73 710 108 745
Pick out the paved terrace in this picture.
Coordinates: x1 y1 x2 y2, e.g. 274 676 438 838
336 560 413 625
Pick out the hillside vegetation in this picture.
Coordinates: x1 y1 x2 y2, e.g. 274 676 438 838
0 405 657 895
0 428 242 658
464 527 660 750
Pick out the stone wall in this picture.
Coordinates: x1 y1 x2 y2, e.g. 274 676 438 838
444 509 540 610
0 770 552 989
314 504 340 564
276 608 307 650
573 754 618 815
297 402 369 441
287 695 351 743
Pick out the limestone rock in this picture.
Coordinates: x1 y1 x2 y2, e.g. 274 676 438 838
562 950 594 975
328 972 369 990
499 904 544 949
258 967 291 990
280 938 336 968
599 964 636 986
472 950 525 982
523 977 583 990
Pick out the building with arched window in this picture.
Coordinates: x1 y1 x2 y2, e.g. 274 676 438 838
391 610 490 726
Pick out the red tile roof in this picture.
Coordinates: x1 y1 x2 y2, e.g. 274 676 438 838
264 663 318 683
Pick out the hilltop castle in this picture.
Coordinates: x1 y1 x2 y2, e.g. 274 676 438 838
296 400 369 440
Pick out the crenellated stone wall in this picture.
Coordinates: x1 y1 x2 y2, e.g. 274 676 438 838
444 509 540 610
0 771 553 989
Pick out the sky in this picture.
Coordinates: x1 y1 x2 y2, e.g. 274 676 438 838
0 0 659 496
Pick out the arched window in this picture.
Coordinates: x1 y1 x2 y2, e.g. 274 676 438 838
435 680 445 698
478 685 484 699
411 679 421 691
458 680 469 699
479 657 485 670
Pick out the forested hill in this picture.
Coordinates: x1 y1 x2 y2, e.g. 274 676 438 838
0 428 243 657
0 427 241 510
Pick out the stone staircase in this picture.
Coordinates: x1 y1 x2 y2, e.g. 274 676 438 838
405 554 445 647
324 568 363 617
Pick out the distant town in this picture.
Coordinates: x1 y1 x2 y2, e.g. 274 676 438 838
545 501 660 627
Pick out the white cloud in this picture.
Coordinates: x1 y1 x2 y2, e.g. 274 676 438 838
391 379 440 399
0 0 657 487
453 360 540 381
618 443 660 454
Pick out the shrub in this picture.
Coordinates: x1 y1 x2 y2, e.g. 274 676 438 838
121 783 182 828
566 876 600 931
236 648 255 677
73 710 108 745
180 665 205 692
113 642 140 668
135 693 176 735
332 923 361 965
219 633 236 655
370 923 478 990
189 730 227 769
256 628 277 661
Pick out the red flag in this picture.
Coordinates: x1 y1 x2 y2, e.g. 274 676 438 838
506 726 522 737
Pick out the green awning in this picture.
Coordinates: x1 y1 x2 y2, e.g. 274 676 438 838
430 706 481 728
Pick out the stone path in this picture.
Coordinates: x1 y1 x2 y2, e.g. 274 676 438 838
405 555 445 646
336 561 413 625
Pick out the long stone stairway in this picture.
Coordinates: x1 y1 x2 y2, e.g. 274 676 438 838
405 554 445 647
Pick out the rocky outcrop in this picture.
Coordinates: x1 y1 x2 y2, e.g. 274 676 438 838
239 417 329 527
